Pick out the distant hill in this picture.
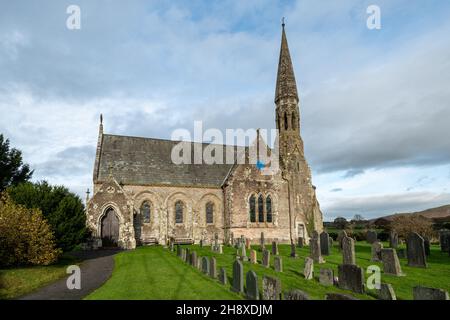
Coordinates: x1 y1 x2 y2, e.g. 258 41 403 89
371 204 450 223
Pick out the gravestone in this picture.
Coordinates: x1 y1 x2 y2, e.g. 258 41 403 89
217 244 223 254
262 276 281 300
219 267 227 285
176 245 182 257
378 283 396 300
274 256 283 272
290 242 297 258
366 230 378 244
303 257 314 280
245 271 259 300
389 231 399 248
397 248 406 259
240 245 248 262
310 231 325 263
371 241 383 262
197 258 202 270
260 232 265 251
246 238 251 250
190 251 197 267
406 232 427 268
325 293 358 300
423 236 430 256
201 256 210 274
250 250 257 264
284 289 309 300
338 264 365 294
319 268 334 286
262 249 270 268
413 286 449 300
439 230 450 252
297 237 304 248
342 236 356 265
185 248 190 264
170 241 174 251
337 230 347 250
181 248 186 261
232 260 244 293
381 248 403 276
271 241 279 255
320 232 330 256
328 237 333 250
210 257 217 278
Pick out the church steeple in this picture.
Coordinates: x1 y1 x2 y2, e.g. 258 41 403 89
275 20 298 104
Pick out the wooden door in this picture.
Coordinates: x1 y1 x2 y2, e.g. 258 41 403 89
101 208 119 247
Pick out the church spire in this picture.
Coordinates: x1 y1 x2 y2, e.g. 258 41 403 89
275 19 298 104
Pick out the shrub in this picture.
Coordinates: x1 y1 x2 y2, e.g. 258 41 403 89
390 214 435 239
0 194 61 267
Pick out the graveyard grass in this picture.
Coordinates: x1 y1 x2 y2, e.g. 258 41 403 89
87 242 450 300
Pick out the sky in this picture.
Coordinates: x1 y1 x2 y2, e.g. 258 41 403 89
1 0 450 221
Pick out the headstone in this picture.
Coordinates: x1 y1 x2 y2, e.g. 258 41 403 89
366 230 377 244
389 231 399 248
320 232 330 256
190 251 197 267
342 236 356 265
262 249 270 268
413 286 449 300
271 241 279 255
274 256 283 272
185 248 190 264
297 237 304 248
246 238 251 250
439 230 450 252
303 257 314 280
240 245 248 262
245 271 259 300
197 258 202 270
328 237 333 250
250 250 257 264
201 256 210 274
325 293 358 300
232 260 244 293
381 248 403 276
262 276 281 300
170 241 174 251
378 283 396 300
337 230 347 250
319 268 334 286
397 248 406 259
209 257 217 278
423 236 430 256
310 231 325 263
218 244 223 254
284 289 309 300
219 267 227 285
338 264 365 294
181 248 186 261
260 232 265 251
290 242 297 258
406 232 427 268
371 241 383 262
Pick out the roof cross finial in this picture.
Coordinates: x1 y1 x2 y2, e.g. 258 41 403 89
282 17 285 28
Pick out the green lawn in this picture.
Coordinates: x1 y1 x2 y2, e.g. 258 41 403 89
87 242 450 300
0 255 78 300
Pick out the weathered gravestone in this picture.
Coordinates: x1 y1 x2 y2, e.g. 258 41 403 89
170 241 174 251
217 244 223 254
389 231 399 248
245 271 259 300
423 236 430 256
290 242 297 258
328 237 333 250
320 232 330 256
176 245 181 257
319 268 334 286
185 248 190 264
297 237 304 248
201 256 210 274
181 248 186 261
371 241 383 262
337 230 347 250
210 257 217 278
284 289 309 300
303 257 314 280
190 251 197 267
342 236 356 265
219 267 227 285
232 260 244 293
366 230 378 244
439 230 450 252
274 256 283 272
271 241 279 255
413 286 449 300
246 238 251 250
260 232 265 251
310 231 325 263
406 232 427 268
250 250 257 264
262 276 281 300
378 283 397 300
325 293 358 300
240 245 248 262
262 249 270 268
197 257 202 270
338 264 365 294
381 248 403 276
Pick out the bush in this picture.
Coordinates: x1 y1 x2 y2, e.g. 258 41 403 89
390 214 435 239
8 181 89 252
0 194 61 267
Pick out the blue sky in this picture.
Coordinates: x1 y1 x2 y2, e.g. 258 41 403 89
1 0 450 221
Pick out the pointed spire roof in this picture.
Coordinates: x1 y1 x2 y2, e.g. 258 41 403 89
275 20 298 103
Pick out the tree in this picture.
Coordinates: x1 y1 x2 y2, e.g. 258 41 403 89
352 214 365 221
8 181 89 252
334 217 349 230
390 214 434 239
0 134 33 191
0 193 61 267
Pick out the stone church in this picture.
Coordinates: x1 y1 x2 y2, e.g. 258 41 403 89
86 23 324 249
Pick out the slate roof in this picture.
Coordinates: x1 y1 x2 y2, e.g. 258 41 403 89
95 134 246 188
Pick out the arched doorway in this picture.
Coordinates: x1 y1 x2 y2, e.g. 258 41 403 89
101 208 119 247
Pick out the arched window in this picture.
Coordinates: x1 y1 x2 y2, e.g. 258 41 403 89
175 200 183 223
141 201 151 223
284 113 288 130
266 196 272 223
206 202 214 224
249 195 256 222
258 194 264 222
